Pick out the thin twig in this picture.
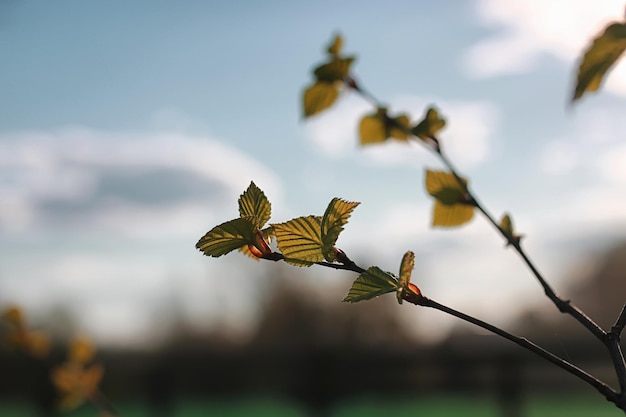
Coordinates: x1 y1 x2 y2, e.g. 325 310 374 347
403 292 619 406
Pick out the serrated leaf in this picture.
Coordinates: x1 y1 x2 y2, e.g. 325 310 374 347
425 170 468 205
313 56 355 83
343 266 399 303
432 200 474 227
412 106 446 140
397 251 415 304
238 181 271 228
573 22 626 102
196 217 256 257
303 82 339 118
272 216 323 266
359 114 387 145
327 34 343 56
321 198 360 261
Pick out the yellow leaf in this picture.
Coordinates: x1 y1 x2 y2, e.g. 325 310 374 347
412 106 446 141
327 34 343 56
272 216 324 266
313 57 355 83
238 181 271 229
2 306 23 327
303 82 339 118
397 251 415 304
573 22 626 102
359 114 386 145
432 200 474 227
321 198 360 261
196 217 257 257
425 169 468 204
69 337 96 365
389 114 411 141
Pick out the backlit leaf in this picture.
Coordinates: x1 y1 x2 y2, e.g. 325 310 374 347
196 217 256 257
500 213 513 236
272 216 324 266
573 22 626 102
303 82 339 118
359 114 386 144
499 213 523 246
313 57 355 83
327 34 343 56
397 251 415 304
343 266 399 303
412 106 446 140
238 181 271 228
425 170 468 204
389 114 411 141
321 198 360 261
432 200 474 227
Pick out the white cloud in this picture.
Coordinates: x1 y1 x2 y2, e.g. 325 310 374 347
304 94 499 169
0 127 283 237
466 0 626 94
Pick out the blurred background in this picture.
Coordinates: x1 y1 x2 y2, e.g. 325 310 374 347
1 0 626 416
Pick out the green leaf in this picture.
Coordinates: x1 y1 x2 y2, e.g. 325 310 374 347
238 181 271 228
573 22 626 102
425 170 474 228
327 34 343 56
272 216 323 266
313 57 355 83
397 251 415 304
303 82 339 118
412 106 446 141
425 170 468 205
432 201 474 227
343 266 399 303
196 217 256 257
321 198 360 261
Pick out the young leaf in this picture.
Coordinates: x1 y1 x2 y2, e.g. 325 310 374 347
425 170 468 204
343 266 399 303
412 106 446 141
313 57 356 83
499 213 523 246
272 216 324 266
327 34 343 56
303 82 339 118
239 226 274 260
196 217 257 257
432 201 474 227
573 22 626 102
425 170 474 227
359 114 386 145
389 114 411 141
397 251 415 304
359 109 412 145
238 181 271 228
321 198 360 261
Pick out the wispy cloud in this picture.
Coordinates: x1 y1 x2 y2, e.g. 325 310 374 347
466 0 626 95
0 127 282 237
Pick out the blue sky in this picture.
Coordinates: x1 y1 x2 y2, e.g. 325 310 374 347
2 0 626 346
